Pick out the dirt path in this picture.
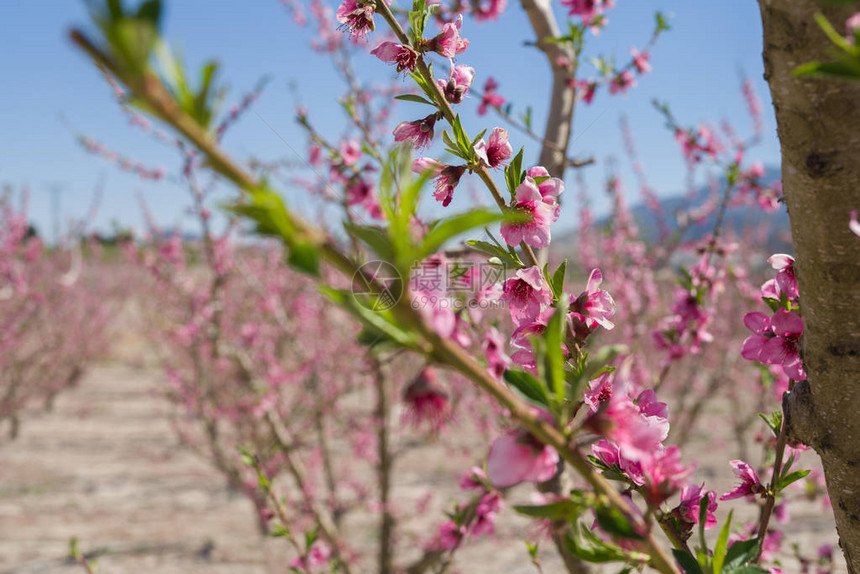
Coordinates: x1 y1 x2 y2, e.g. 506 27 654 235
0 358 843 573
0 361 283 574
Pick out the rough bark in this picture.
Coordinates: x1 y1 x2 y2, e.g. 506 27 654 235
520 0 577 179
757 2 860 570
519 5 589 572
521 0 577 269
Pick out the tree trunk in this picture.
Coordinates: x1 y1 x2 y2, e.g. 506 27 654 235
757 2 860 570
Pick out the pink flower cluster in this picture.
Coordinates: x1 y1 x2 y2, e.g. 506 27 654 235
561 0 615 31
500 167 564 249
675 125 723 165
500 267 615 374
431 467 504 549
736 162 783 212
587 375 694 506
742 254 806 381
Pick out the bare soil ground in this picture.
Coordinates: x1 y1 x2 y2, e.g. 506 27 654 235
0 354 844 573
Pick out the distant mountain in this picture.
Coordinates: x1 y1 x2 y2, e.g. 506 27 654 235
554 166 792 256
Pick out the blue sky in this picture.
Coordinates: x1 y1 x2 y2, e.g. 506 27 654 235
0 1 780 239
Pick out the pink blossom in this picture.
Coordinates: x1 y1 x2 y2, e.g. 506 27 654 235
591 439 645 486
472 492 503 536
371 41 418 73
501 266 553 323
561 0 613 27
609 70 636 95
412 157 444 177
437 64 475 104
569 268 616 331
346 179 382 218
573 80 597 104
478 77 505 115
638 446 694 505
433 165 466 206
340 139 362 166
430 16 469 59
474 128 512 169
585 391 669 463
392 114 438 149
584 373 613 413
526 166 565 208
847 13 860 40
851 210 860 237
631 48 651 74
675 483 718 528
485 430 559 488
760 278 780 300
720 460 765 500
402 367 449 432
500 178 557 248
742 308 805 381
768 254 798 300
472 0 507 21
509 307 556 373
460 466 487 490
433 520 465 550
308 144 322 165
336 0 375 36
289 542 331 569
482 326 511 379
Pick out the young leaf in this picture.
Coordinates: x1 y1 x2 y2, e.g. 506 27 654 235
722 539 759 572
344 222 396 261
551 259 567 299
712 510 733 574
503 369 550 408
466 239 522 267
778 469 811 492
673 549 704 574
595 504 644 541
395 94 437 106
543 307 566 404
417 208 506 260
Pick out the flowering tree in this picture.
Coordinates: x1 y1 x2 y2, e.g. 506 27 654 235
62 0 852 572
756 1 860 570
0 193 115 440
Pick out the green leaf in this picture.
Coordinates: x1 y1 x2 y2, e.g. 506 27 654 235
655 10 671 33
503 369 549 408
673 549 704 574
344 222 396 260
566 526 637 563
794 58 860 81
757 411 782 437
551 259 567 299
417 208 506 260
319 287 417 350
395 94 437 106
778 469 811 492
595 504 644 541
722 539 759 572
513 499 582 521
505 147 525 197
712 510 733 574
287 241 320 275
726 567 771 574
466 239 523 267
451 114 471 156
543 307 566 404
